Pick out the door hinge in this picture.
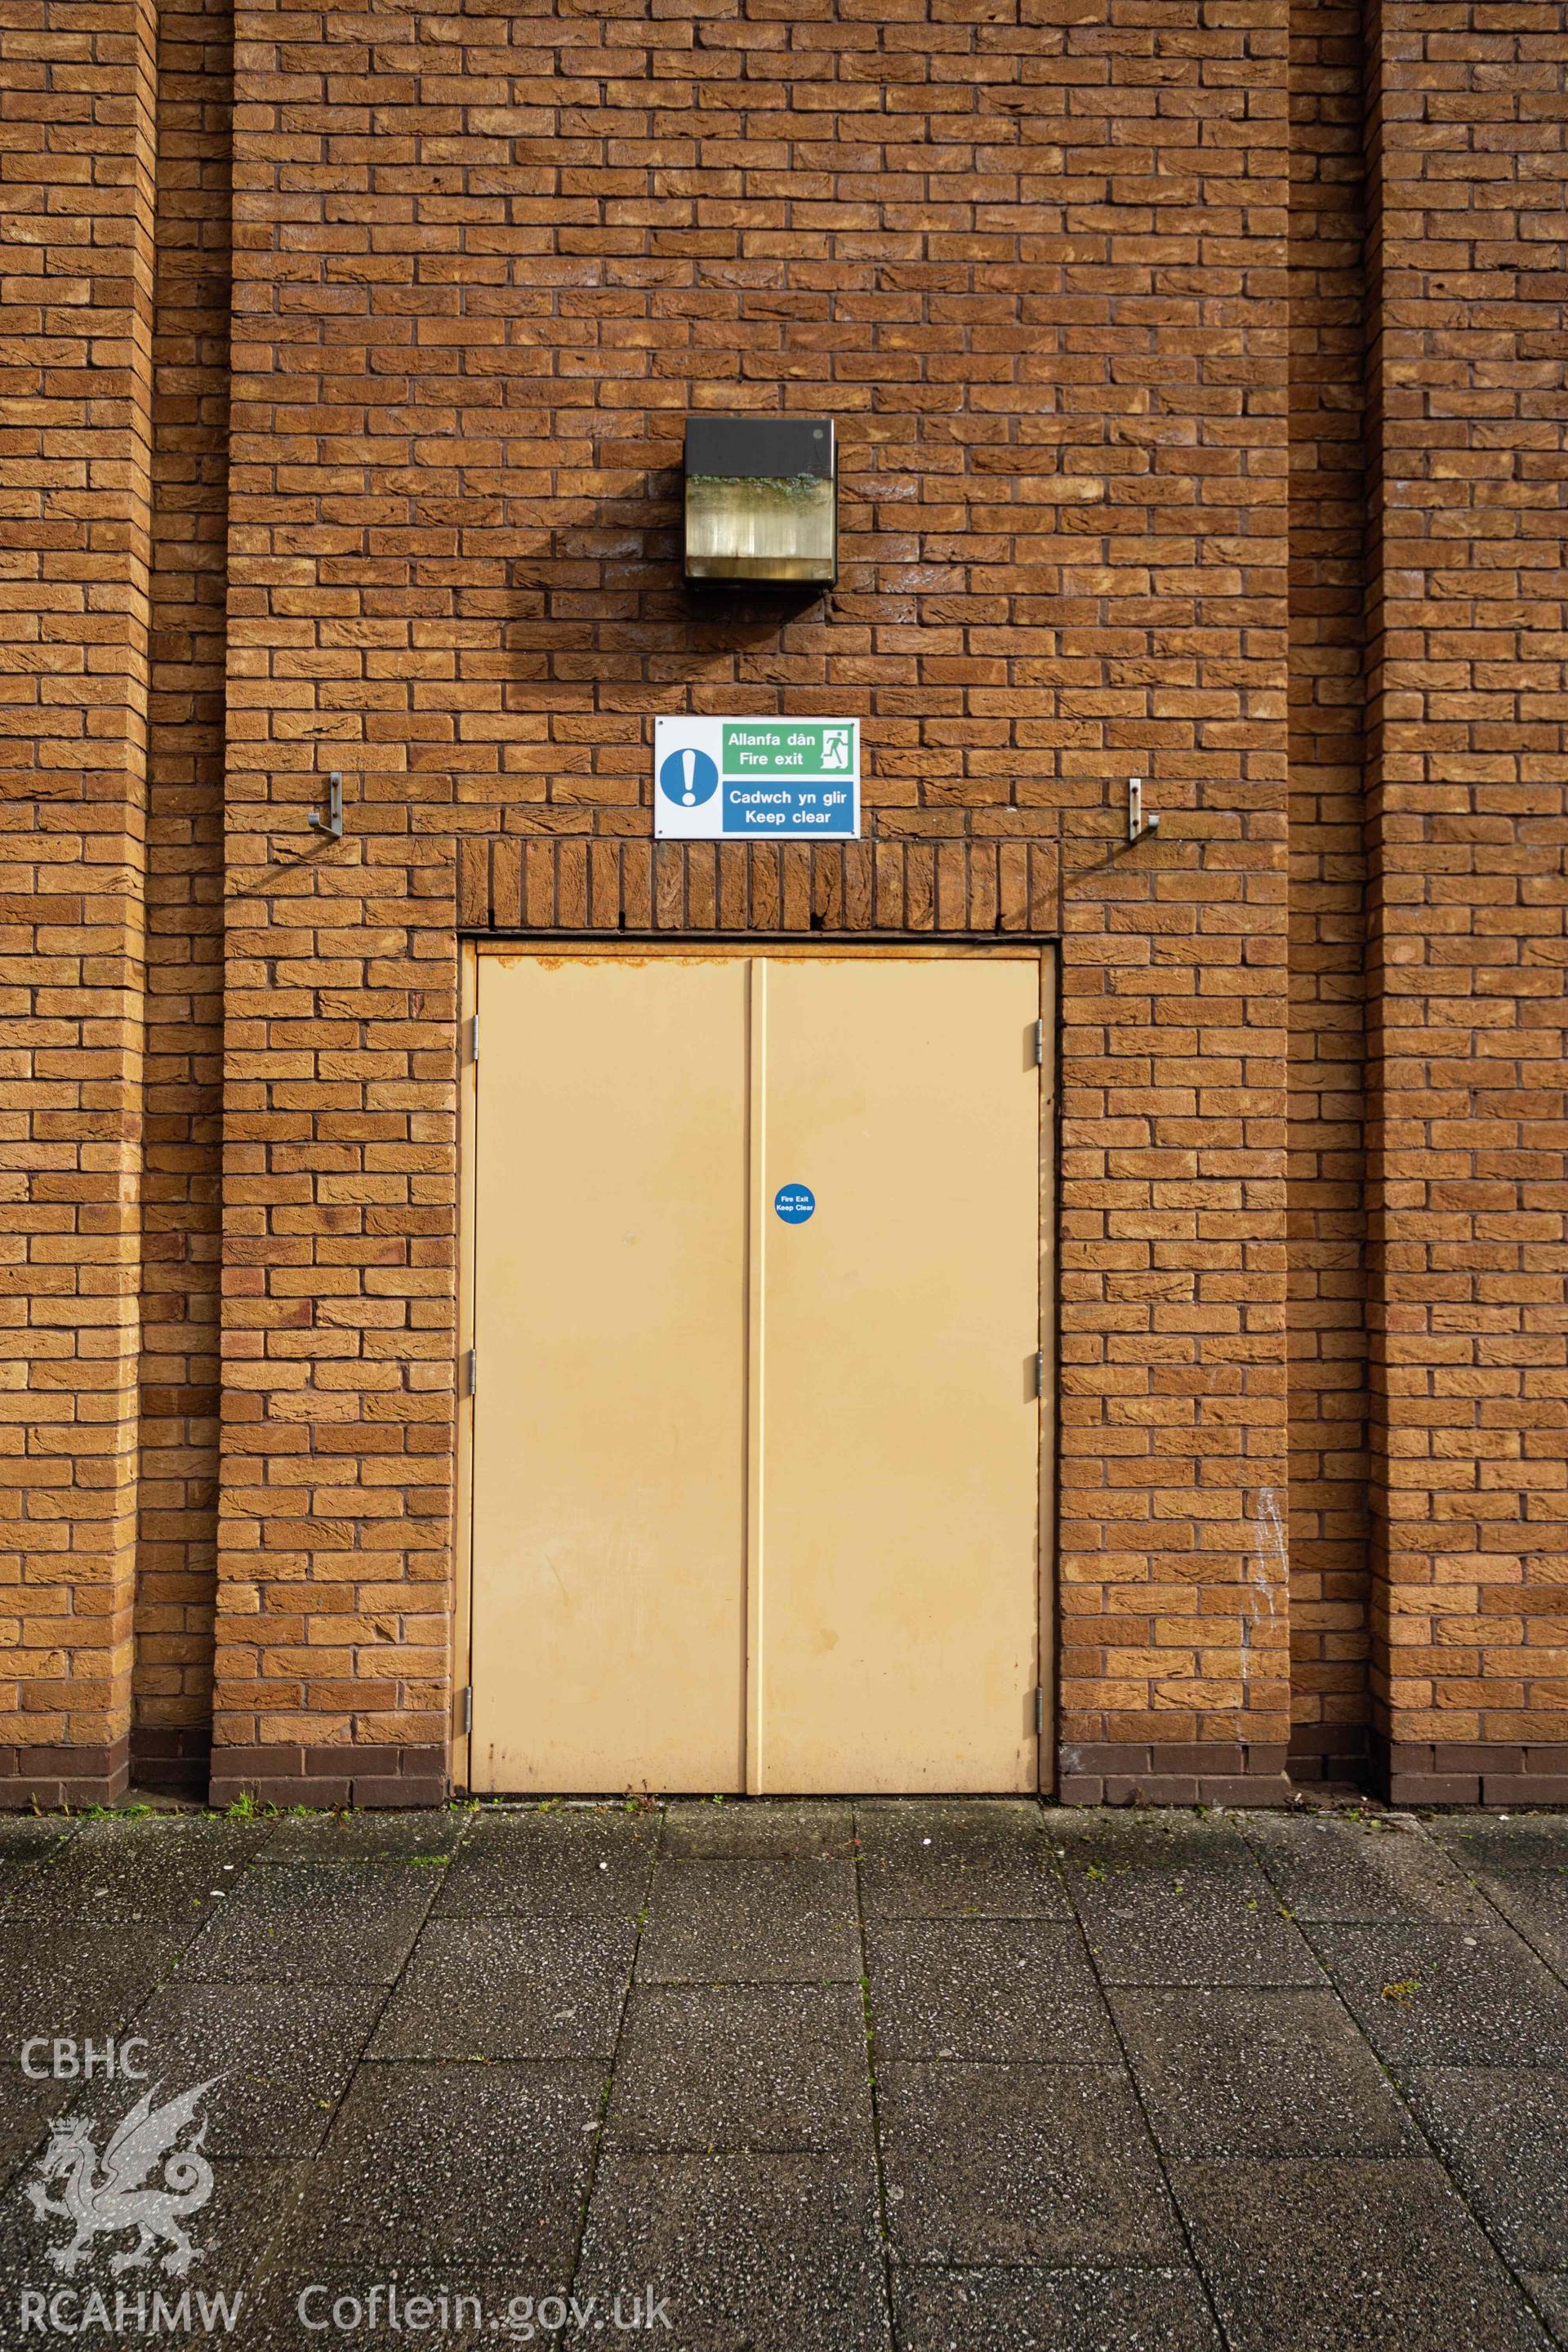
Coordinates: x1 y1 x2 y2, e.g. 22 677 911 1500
1033 1018 1044 1066
459 1686 473 1735
464 1346 477 1397
466 1013 479 1064
1033 1686 1045 1737
1033 1349 1045 1397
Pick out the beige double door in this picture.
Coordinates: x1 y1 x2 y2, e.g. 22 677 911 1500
466 949 1048 1795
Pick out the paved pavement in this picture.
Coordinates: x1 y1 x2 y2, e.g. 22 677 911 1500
1 1800 1566 2350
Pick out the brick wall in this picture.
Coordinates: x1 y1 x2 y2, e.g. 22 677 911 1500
202 0 1295 1807
1 0 1564 1808
0 0 159 1806
1363 1 1568 1805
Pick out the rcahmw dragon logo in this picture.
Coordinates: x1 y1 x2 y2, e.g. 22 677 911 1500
26 2078 220 2279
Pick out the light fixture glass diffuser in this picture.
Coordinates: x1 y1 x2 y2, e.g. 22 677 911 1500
684 418 836 586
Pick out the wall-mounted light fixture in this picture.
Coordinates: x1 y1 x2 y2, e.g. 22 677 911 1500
684 416 836 587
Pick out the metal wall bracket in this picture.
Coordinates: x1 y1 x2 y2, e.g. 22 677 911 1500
1126 775 1160 846
309 772 344 840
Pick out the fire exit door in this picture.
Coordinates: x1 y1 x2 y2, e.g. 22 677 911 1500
465 950 1049 1795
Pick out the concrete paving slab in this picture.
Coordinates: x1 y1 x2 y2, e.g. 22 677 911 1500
877 2061 1183 2267
4 1817 268 1929
1434 1817 1568 1876
1522 2274 1568 2345
292 2063 604 2273
1307 1922 1568 2065
1399 2066 1568 2268
175 1863 437 1984
851 1797 1071 1909
858 1852 1075 1925
663 1801 856 1860
0 2156 310 2336
866 1921 1117 2061
637 1860 860 1984
256 1810 470 1863
370 1915 637 2060
0 1817 78 1872
892 2265 1223 2352
1110 1988 1420 2159
1171 2157 1552 2352
1245 1812 1493 1924
241 2270 548 2350
58 1983 384 2158
858 1801 1071 1921
0 1923 185 2184
1058 1815 1322 1986
862 1802 1049 1853
1421 1815 1568 1975
434 1806 657 1921
576 2150 891 2352
608 1984 871 2151
0 2078 72 2196
0 1920 185 2048
1459 1869 1568 1980
5 1802 1568 2350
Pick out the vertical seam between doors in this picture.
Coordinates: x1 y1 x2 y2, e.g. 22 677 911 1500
745 957 768 1793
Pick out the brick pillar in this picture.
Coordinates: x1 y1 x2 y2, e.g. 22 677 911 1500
1363 2 1568 1802
1054 3 1295 1806
134 0 234 1795
1284 0 1372 1787
208 0 455 1806
0 0 158 1806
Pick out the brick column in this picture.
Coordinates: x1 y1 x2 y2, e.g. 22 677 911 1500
1284 0 1372 1787
1363 2 1568 1802
1054 3 1295 1805
133 0 234 1795
209 0 455 1806
0 0 158 1806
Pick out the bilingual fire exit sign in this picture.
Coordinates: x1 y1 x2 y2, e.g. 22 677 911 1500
653 717 860 840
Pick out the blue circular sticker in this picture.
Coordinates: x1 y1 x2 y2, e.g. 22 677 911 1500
658 746 719 808
773 1184 815 1225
